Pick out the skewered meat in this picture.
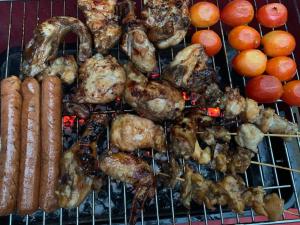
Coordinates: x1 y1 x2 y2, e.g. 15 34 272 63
0 76 22 216
160 158 180 188
141 0 190 49
39 55 78 84
99 152 155 225
56 114 108 208
119 0 157 73
240 98 260 123
234 123 264 153
192 141 211 164
74 54 126 104
22 16 92 77
263 193 284 221
63 102 90 119
181 166 193 209
162 44 217 92
198 126 231 146
110 114 166 152
124 63 184 121
78 0 122 54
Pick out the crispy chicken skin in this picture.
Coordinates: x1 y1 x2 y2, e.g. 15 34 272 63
141 0 190 49
74 53 126 104
124 63 185 121
99 152 155 225
110 114 166 152
78 0 122 54
162 44 217 92
22 16 92 77
119 0 157 73
221 87 246 119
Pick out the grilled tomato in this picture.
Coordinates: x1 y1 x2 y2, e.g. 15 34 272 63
266 56 297 81
191 30 222 56
256 3 288 28
282 81 300 106
228 25 261 50
190 2 220 28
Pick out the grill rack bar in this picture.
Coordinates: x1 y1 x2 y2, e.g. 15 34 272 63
1 0 300 224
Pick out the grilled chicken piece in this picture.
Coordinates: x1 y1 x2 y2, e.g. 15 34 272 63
39 55 78 84
263 193 284 221
141 0 190 49
240 98 260 123
99 152 155 225
119 0 157 73
74 54 126 104
124 63 185 121
162 44 217 92
110 114 166 152
56 114 108 208
78 0 122 54
234 123 264 153
160 157 181 188
22 16 92 77
198 126 231 146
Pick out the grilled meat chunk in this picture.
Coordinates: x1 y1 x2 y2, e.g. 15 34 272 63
124 63 185 121
22 16 92 76
110 114 166 152
78 0 122 54
141 0 190 49
160 157 181 188
240 98 260 123
198 126 231 146
99 152 155 225
119 0 157 73
74 54 126 104
162 44 217 92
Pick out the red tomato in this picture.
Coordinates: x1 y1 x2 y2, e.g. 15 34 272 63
228 25 261 50
256 3 288 28
190 2 220 28
191 30 222 56
282 81 300 106
221 0 254 27
246 75 283 103
266 56 297 81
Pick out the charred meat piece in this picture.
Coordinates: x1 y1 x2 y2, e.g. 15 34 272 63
99 152 155 225
119 0 157 73
78 0 122 54
141 0 190 49
124 63 185 121
63 102 90 119
22 16 92 77
110 114 166 152
56 114 108 208
162 44 217 92
74 54 126 104
181 165 193 209
160 157 181 188
198 126 231 146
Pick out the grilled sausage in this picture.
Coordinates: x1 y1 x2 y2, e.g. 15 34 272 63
39 76 62 212
0 76 22 216
17 77 41 215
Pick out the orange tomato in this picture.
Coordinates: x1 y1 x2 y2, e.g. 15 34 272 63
282 81 300 106
228 25 261 50
220 0 254 27
190 2 220 28
262 30 296 57
191 30 222 56
232 49 267 77
266 56 297 81
256 3 288 28
246 75 283 103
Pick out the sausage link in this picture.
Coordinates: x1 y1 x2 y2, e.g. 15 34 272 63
0 76 22 216
39 76 62 212
17 77 41 215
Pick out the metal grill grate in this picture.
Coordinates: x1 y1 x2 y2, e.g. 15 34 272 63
1 0 300 224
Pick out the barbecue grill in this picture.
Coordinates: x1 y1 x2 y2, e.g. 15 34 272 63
1 0 300 224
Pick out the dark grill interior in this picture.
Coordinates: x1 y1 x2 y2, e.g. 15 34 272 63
1 0 300 224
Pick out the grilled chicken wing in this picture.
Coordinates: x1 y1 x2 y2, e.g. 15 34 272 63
99 152 155 225
119 0 157 73
56 114 108 208
110 114 166 152
124 63 185 121
74 53 126 104
22 16 92 77
162 44 217 92
141 0 190 49
78 0 122 54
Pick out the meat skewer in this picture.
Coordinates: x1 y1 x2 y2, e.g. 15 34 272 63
17 77 41 215
0 76 22 216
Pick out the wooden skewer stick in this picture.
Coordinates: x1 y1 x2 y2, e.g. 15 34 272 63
284 210 300 217
196 131 300 138
251 161 300 174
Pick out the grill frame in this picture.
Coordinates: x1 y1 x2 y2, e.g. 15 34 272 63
0 0 300 224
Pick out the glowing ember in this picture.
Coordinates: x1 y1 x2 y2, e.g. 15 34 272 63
207 108 220 117
150 73 160 79
182 91 190 101
115 96 121 102
79 118 85 126
63 115 76 127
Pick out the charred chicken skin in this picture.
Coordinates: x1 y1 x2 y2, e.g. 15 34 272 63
124 63 185 121
22 16 92 77
141 0 190 49
99 152 155 225
119 0 157 73
78 0 122 54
